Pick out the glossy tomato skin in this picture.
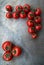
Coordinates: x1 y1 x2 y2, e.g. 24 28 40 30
32 33 37 39
35 16 41 24
3 51 13 61
2 41 12 51
23 4 30 13
12 46 22 57
35 24 42 31
35 8 41 16
20 11 27 18
6 12 12 18
12 12 19 19
27 20 34 27
28 12 34 20
15 5 23 13
6 5 12 11
28 27 35 34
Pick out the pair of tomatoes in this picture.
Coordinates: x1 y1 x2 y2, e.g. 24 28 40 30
2 41 22 61
27 8 42 39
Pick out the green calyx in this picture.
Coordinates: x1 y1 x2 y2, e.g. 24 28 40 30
6 46 10 50
6 53 11 58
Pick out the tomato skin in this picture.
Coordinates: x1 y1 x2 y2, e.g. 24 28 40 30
28 12 34 20
6 12 12 18
12 12 19 19
35 24 42 31
35 8 41 16
15 5 23 13
32 33 37 39
2 41 12 51
3 51 13 61
28 27 35 34
27 20 34 27
23 4 30 13
12 46 22 57
35 16 41 24
20 11 27 18
6 5 12 11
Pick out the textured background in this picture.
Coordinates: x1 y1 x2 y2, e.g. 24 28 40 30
0 0 44 65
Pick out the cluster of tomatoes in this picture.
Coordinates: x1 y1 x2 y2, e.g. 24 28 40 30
2 41 22 61
5 4 42 39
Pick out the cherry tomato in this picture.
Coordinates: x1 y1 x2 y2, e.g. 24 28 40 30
35 8 41 16
3 51 13 61
35 24 42 31
12 12 19 19
6 12 12 18
20 11 27 18
27 20 34 27
15 5 23 13
34 16 41 24
12 46 22 57
23 4 30 13
28 11 34 20
32 33 37 39
2 41 12 51
6 5 12 11
28 27 35 34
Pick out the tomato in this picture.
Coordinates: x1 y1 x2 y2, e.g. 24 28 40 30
28 11 34 20
6 5 12 11
12 46 22 57
28 27 35 34
23 4 30 13
27 20 34 27
32 33 37 39
12 12 19 19
35 8 41 16
20 11 27 18
2 41 12 51
6 12 12 18
15 5 23 13
35 24 42 31
35 16 41 24
3 51 13 61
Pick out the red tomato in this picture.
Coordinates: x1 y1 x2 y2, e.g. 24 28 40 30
3 51 13 61
28 11 34 20
15 5 23 13
23 4 30 13
12 12 19 19
6 5 12 11
12 46 22 57
2 41 12 51
20 11 27 18
35 8 41 16
35 24 42 31
6 12 12 18
35 16 41 23
27 20 34 27
28 27 35 34
32 33 37 39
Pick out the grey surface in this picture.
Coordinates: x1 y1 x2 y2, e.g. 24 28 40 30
0 0 44 65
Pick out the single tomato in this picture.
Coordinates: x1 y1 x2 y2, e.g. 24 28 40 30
6 12 12 18
32 33 37 39
6 5 12 11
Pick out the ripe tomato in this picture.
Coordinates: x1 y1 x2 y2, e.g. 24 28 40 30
20 11 27 18
12 12 19 19
28 11 34 20
12 46 22 57
3 51 13 61
6 5 12 11
23 4 30 13
2 41 12 51
35 16 41 24
6 12 12 18
27 20 34 27
15 5 23 13
35 24 42 31
32 33 37 39
28 27 35 34
35 8 41 16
